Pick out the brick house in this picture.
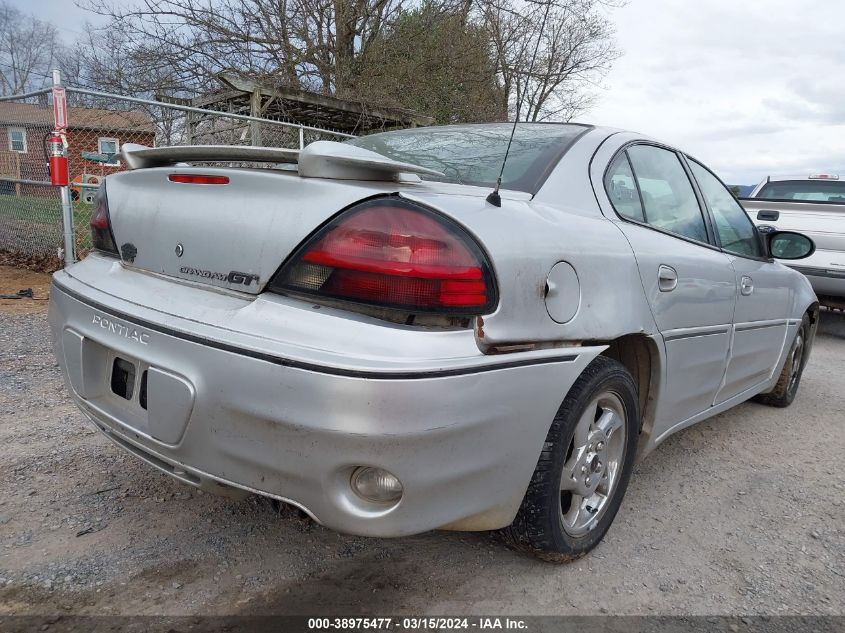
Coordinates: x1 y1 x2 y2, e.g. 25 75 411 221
0 101 155 194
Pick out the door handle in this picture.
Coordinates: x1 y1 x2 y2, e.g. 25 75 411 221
658 265 678 292
756 210 779 221
740 275 754 296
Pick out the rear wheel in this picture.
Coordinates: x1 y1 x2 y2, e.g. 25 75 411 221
504 356 639 562
754 314 811 408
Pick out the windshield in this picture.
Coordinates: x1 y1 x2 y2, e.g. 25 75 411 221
345 123 591 193
756 179 845 203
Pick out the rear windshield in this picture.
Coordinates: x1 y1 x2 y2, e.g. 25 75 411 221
345 123 591 193
756 179 845 203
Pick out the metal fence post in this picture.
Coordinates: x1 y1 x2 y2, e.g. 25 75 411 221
54 70 75 266
299 126 304 149
249 88 262 146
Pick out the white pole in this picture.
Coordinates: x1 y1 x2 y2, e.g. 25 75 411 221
299 126 304 150
60 186 74 266
54 69 75 266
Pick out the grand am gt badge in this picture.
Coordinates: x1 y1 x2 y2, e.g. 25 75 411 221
179 266 260 286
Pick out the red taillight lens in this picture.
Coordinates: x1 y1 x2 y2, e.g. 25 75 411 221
90 182 118 256
270 198 496 315
168 174 230 185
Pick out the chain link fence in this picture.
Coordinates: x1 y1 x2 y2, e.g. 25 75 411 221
0 89 64 270
0 85 353 272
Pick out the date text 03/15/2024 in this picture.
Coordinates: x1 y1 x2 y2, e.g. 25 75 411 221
307 617 529 630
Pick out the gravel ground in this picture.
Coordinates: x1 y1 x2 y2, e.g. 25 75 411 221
0 281 843 617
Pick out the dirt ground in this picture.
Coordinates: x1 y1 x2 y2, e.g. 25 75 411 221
0 267 842 617
0 266 52 315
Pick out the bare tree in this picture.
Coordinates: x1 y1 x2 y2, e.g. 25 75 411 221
479 0 620 121
79 0 406 96
55 23 191 146
0 1 61 95
76 0 621 122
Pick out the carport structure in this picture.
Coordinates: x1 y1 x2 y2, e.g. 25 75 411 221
159 72 433 144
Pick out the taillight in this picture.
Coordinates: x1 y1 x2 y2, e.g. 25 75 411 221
269 197 496 315
90 182 118 256
168 174 230 185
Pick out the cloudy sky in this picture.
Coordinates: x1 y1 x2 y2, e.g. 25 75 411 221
588 0 845 185
13 0 102 40
13 0 845 185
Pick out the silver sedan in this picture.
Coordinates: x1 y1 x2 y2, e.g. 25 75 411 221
49 123 818 561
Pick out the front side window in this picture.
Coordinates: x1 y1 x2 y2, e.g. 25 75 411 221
98 137 120 165
689 160 762 258
604 152 645 222
626 145 709 243
8 127 26 153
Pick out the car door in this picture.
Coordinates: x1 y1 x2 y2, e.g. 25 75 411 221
686 158 791 402
603 144 737 434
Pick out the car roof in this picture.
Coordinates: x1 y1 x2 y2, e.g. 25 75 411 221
761 174 841 183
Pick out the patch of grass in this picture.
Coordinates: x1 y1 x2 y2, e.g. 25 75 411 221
0 193 94 249
0 193 93 225
0 193 62 224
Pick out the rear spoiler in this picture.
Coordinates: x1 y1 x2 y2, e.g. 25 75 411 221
120 141 444 182
120 144 298 170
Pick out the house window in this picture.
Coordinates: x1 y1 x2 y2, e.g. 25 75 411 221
98 137 120 165
8 127 27 153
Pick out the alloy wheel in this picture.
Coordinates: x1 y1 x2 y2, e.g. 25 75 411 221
788 332 805 393
559 391 627 537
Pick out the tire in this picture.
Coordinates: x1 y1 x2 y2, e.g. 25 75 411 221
504 356 639 562
754 314 811 408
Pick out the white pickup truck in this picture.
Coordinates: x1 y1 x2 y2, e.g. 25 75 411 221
742 174 845 309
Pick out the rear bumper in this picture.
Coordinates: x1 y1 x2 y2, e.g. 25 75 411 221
49 259 603 536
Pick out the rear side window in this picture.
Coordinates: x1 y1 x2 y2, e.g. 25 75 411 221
604 153 644 222
625 145 709 243
689 160 762 258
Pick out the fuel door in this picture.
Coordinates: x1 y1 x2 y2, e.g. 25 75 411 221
545 261 581 323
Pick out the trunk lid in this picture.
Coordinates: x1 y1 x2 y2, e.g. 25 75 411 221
105 166 405 294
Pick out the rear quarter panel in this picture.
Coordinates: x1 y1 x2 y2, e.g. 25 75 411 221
405 128 657 347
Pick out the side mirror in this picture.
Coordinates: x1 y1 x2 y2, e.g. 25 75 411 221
767 231 815 260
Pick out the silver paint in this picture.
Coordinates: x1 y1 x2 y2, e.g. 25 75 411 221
49 125 819 536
